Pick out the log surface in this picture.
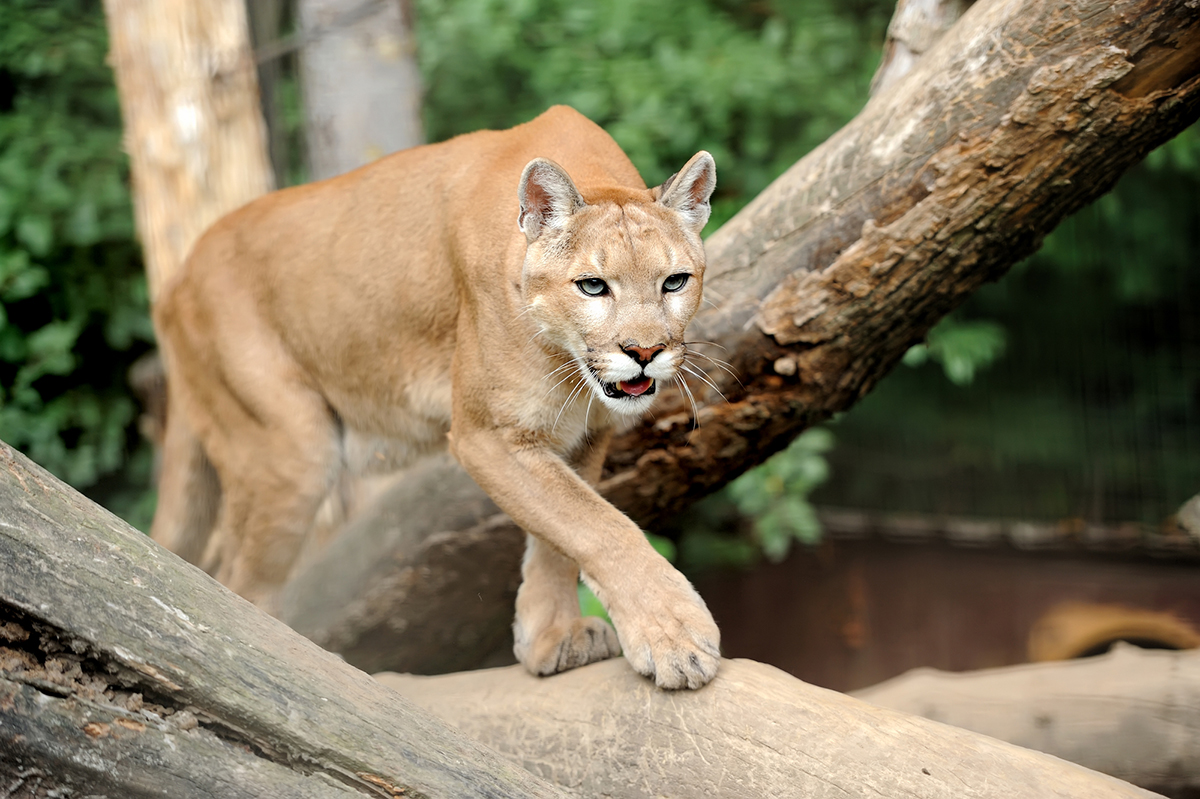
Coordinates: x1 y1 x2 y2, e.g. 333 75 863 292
377 658 1162 799
0 442 564 798
854 644 1200 796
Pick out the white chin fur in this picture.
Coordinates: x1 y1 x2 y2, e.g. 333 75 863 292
596 388 657 416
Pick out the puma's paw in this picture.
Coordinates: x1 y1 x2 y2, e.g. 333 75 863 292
612 579 721 690
516 615 622 676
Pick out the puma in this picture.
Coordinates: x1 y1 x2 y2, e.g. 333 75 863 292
152 105 721 689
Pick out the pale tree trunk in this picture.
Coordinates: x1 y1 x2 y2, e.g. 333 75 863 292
277 0 1200 675
0 442 1161 798
298 0 424 180
103 0 273 301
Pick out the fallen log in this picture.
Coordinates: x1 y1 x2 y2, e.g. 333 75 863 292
853 644 1200 797
376 657 1161 799
0 442 563 798
0 440 1165 797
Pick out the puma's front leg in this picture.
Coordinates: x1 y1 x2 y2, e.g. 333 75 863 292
452 425 720 689
513 534 620 675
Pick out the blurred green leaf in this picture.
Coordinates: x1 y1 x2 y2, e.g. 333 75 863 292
0 0 153 528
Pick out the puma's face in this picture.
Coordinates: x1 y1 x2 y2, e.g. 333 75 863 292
518 152 716 416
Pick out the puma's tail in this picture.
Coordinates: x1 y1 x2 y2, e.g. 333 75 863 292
150 395 220 567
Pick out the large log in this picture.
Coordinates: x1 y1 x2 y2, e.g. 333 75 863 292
0 439 1161 797
278 0 1200 674
375 657 1161 799
0 442 563 798
853 644 1200 797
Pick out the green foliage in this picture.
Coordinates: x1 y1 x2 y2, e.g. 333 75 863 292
725 428 834 561
415 0 892 229
0 0 154 526
902 318 1007 386
815 122 1200 525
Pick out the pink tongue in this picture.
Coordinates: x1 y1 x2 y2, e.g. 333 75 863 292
619 377 653 396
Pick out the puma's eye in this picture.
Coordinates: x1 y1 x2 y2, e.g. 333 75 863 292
577 278 609 296
662 273 690 293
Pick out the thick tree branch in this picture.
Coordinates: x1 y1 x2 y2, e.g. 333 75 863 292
3 443 1165 796
601 0 1200 527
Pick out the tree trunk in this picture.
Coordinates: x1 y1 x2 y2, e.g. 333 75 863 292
102 0 273 300
297 0 424 181
602 0 1200 527
0 441 1161 798
277 0 1200 674
853 644 1200 797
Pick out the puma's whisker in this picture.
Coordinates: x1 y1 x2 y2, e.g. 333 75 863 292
684 349 741 385
675 372 702 430
552 371 589 432
681 362 728 403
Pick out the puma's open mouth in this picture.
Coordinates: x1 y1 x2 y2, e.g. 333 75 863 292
603 376 656 399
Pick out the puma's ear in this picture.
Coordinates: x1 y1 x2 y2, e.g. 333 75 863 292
518 158 586 242
657 150 716 233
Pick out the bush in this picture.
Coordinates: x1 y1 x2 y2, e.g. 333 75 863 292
0 0 155 528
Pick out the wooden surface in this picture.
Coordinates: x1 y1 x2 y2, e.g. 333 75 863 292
854 644 1200 796
0 442 565 798
377 657 1162 799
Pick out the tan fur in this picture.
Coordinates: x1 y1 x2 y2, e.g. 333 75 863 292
152 106 720 689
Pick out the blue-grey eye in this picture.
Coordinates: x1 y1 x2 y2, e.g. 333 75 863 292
663 273 689 292
577 278 609 296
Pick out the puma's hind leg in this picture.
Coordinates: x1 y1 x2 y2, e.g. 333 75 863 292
513 534 621 675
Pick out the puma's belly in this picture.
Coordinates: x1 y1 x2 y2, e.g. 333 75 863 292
330 369 454 477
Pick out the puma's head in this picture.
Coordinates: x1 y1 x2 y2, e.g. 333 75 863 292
518 151 716 416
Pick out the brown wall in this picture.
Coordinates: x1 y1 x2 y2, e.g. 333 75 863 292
697 539 1200 692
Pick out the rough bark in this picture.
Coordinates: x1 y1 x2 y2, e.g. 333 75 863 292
277 0 1200 674
0 442 564 799
298 0 424 180
102 0 273 300
375 658 1162 799
853 644 1200 797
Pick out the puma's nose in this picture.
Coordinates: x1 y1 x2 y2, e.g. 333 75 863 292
622 343 665 366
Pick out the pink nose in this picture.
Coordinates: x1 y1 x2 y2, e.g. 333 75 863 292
622 344 665 365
